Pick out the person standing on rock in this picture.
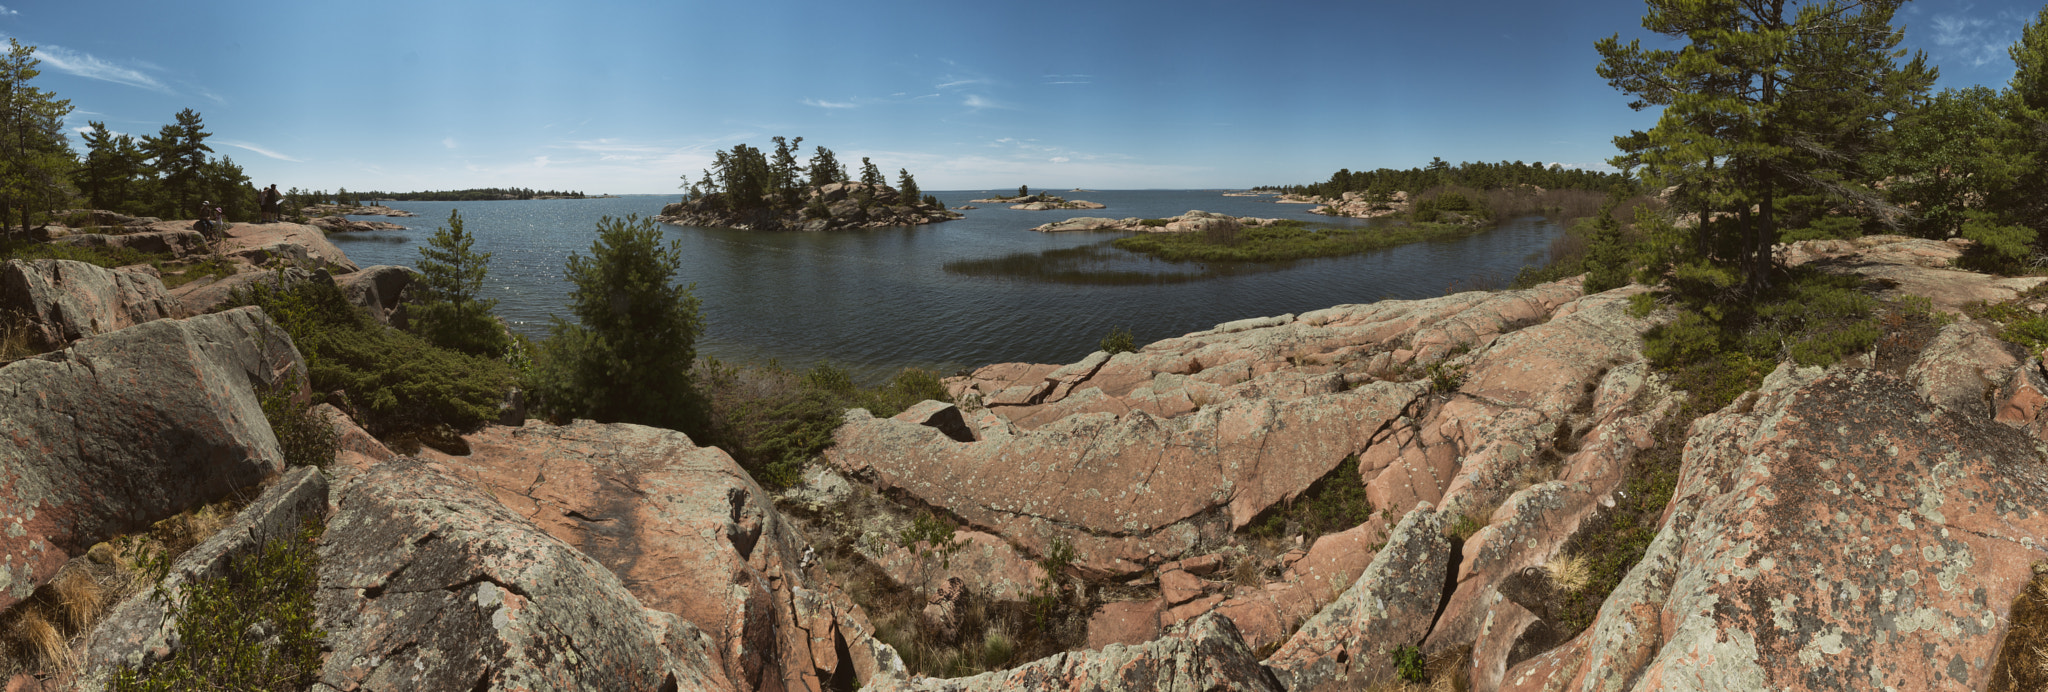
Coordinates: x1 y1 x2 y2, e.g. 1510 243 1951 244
260 184 282 223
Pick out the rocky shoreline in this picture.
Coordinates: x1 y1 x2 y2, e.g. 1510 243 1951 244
4 218 2048 690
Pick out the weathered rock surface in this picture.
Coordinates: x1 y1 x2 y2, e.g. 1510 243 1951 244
212 222 361 273
1264 505 1450 691
308 215 407 233
71 466 330 689
301 203 416 218
316 458 732 691
1783 234 2048 314
0 258 186 351
868 613 1282 692
1010 199 1106 211
170 265 324 315
424 420 903 691
51 230 207 258
0 307 303 612
1504 364 2048 691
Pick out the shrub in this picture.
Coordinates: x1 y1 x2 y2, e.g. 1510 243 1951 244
701 360 950 489
1392 643 1427 683
530 215 706 433
260 376 338 468
1241 455 1374 542
1960 212 2037 274
0 236 161 268
1099 326 1137 354
111 518 325 691
225 274 512 438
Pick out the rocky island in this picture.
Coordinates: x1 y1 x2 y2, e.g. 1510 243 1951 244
970 192 1106 211
658 180 959 232
658 137 961 231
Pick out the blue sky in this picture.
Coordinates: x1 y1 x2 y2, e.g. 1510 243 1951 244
0 0 2036 193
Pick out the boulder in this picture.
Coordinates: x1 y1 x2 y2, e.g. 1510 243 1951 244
0 307 304 612
1263 504 1451 691
426 420 903 690
212 222 360 273
1909 320 2021 417
52 231 207 258
1783 235 2048 314
828 377 1425 576
868 613 1282 692
315 458 733 691
0 258 186 351
334 265 416 324
228 241 314 268
71 466 330 688
170 265 325 315
1507 365 2048 690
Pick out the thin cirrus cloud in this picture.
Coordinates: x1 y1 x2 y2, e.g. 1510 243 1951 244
1928 13 2020 69
0 5 17 16
1042 73 1092 85
962 94 1009 110
801 98 858 109
218 140 302 162
19 40 174 95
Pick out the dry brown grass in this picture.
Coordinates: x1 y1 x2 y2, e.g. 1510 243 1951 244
1544 554 1592 594
0 310 42 362
8 608 66 672
1990 564 2048 691
50 568 105 633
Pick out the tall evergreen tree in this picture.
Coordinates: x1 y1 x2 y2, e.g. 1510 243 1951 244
807 146 843 188
1596 0 1931 290
769 135 804 207
860 157 882 189
2008 5 2048 241
0 39 75 234
897 169 920 205
412 209 508 357
75 121 144 212
143 108 214 218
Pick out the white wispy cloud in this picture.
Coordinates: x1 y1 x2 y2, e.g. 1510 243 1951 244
1928 12 2022 68
219 140 303 162
802 98 858 109
962 94 1009 110
28 42 173 94
0 5 18 16
443 137 458 149
1042 73 1092 85
935 78 986 89
1050 156 1070 163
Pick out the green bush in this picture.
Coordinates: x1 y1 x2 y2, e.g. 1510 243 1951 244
0 237 161 268
1960 212 2037 274
225 274 512 438
529 215 706 433
112 518 325 691
1392 643 1427 683
1099 326 1137 354
1242 455 1374 542
701 361 950 489
1110 220 1488 263
260 376 339 468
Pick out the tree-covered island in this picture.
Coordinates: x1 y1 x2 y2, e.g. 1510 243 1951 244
657 137 959 231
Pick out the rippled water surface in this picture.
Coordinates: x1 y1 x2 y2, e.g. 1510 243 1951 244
334 190 1561 378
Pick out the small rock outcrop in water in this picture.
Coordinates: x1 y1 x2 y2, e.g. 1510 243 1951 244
658 181 960 231
1030 210 1285 233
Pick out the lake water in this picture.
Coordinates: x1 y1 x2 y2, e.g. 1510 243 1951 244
333 190 1562 379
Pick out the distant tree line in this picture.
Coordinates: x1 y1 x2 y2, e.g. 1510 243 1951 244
356 188 589 202
2 39 258 230
1265 158 1633 201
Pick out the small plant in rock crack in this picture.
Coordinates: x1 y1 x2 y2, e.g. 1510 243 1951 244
1426 361 1466 393
1392 643 1427 683
899 511 965 600
1028 536 1077 634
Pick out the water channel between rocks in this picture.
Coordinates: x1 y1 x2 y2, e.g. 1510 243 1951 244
331 190 1564 380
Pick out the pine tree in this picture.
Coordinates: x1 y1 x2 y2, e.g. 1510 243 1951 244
860 157 883 189
897 169 920 205
143 109 214 218
807 146 843 188
0 39 75 234
1596 0 1931 290
532 215 705 433
411 208 508 357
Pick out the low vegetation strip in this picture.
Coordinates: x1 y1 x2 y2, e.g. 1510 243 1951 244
1110 219 1491 263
